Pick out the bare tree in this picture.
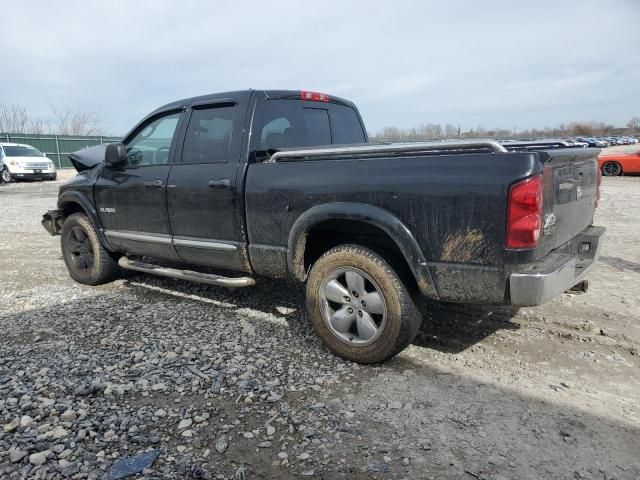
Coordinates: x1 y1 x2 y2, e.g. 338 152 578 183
0 104 29 133
444 124 458 139
51 106 103 136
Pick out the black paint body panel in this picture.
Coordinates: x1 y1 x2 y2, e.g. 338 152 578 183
53 90 601 306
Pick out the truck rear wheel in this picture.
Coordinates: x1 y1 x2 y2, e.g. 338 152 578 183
61 213 120 285
306 244 422 364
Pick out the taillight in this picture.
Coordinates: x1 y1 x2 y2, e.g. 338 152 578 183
506 175 543 249
300 91 330 102
595 167 602 208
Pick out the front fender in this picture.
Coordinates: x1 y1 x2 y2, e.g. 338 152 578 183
57 190 114 251
287 202 438 298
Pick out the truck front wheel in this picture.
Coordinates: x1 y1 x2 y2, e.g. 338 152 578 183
306 244 422 363
61 213 120 285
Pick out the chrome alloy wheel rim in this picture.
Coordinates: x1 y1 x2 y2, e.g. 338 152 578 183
319 267 387 346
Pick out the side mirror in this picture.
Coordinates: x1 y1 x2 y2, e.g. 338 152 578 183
105 143 127 167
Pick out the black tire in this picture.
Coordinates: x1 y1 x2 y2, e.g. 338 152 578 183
1 168 12 183
61 213 120 285
601 161 622 176
306 244 422 364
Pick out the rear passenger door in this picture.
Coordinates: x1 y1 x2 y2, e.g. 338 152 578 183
166 100 248 271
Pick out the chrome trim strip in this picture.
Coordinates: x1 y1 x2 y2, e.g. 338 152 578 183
104 230 172 244
104 231 238 251
173 238 237 251
267 140 508 163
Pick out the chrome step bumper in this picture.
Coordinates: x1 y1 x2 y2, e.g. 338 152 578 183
509 226 606 306
118 257 255 288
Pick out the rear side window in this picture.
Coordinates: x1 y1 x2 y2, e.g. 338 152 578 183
181 105 236 163
330 104 366 144
256 100 365 153
303 108 331 146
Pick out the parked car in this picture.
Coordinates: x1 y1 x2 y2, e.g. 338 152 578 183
568 138 589 148
41 89 605 363
598 150 640 176
0 143 57 182
575 137 607 148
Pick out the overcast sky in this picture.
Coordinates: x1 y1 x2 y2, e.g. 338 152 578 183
2 0 639 135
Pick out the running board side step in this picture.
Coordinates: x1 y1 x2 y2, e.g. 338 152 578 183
118 257 256 288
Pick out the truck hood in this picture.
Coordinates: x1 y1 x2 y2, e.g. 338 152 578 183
68 144 107 172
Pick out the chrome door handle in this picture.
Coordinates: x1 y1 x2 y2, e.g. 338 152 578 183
144 179 164 188
208 179 230 188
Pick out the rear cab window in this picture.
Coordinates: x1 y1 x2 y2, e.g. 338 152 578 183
253 97 366 158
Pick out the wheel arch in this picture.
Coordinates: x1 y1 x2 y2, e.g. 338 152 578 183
58 191 114 251
287 202 438 299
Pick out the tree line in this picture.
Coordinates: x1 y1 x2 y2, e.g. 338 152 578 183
0 103 103 136
3 101 639 141
371 118 640 142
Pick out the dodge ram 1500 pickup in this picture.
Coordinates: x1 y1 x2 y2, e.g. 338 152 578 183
42 89 605 363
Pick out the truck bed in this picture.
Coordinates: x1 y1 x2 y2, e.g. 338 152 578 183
245 142 600 304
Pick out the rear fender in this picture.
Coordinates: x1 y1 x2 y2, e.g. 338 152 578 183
288 202 438 298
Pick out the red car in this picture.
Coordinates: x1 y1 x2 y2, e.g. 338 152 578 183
598 150 640 176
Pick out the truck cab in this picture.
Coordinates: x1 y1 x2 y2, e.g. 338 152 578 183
88 90 366 272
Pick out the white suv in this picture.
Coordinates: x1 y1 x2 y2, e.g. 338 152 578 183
0 143 57 182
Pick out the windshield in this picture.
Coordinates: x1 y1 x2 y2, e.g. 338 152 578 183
3 145 46 157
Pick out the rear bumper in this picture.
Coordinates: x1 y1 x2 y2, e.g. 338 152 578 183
42 209 63 236
509 226 606 306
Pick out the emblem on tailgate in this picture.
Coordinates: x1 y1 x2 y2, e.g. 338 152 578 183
543 212 556 236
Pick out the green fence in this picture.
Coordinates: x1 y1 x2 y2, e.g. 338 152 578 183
1 133 121 168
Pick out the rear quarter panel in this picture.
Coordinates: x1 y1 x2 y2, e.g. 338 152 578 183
245 152 540 302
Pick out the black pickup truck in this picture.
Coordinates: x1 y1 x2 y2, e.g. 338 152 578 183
42 89 605 363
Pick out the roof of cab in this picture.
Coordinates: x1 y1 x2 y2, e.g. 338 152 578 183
152 89 356 115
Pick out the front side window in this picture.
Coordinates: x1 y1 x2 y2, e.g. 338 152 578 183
181 106 236 163
125 112 181 166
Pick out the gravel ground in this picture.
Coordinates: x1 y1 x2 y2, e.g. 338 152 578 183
0 168 639 479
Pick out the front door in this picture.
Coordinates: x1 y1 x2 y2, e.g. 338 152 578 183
166 101 248 271
95 110 183 261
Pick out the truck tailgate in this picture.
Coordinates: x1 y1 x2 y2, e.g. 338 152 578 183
537 148 600 259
